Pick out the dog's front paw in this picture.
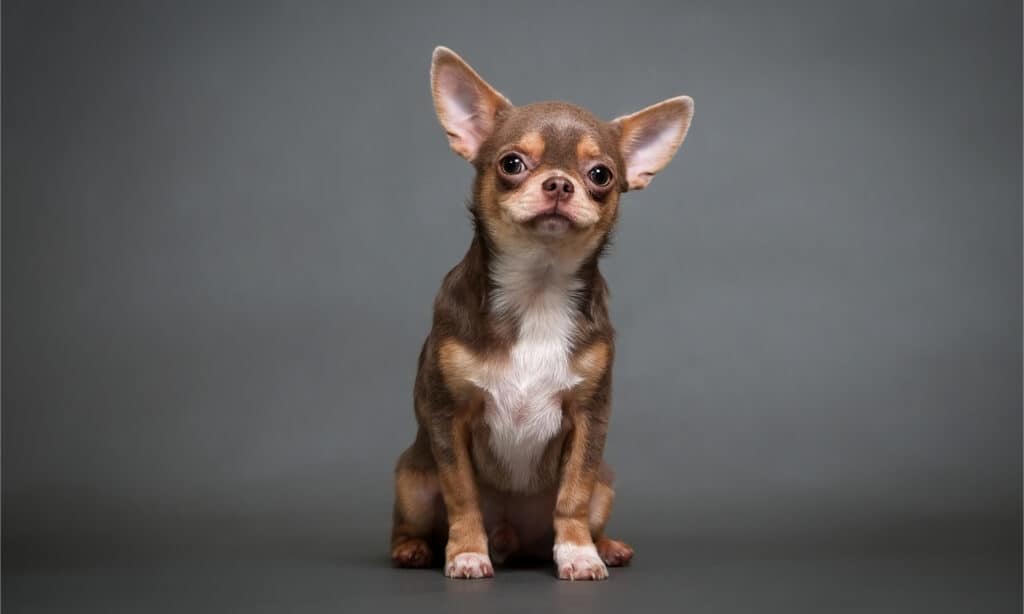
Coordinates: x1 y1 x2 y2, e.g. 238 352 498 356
444 552 494 579
553 543 609 581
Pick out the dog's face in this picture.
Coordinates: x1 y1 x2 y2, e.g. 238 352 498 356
474 102 625 246
430 47 693 255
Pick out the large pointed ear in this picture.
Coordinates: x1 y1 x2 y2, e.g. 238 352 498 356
430 47 512 161
612 96 694 190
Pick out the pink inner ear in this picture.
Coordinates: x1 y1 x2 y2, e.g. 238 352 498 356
625 116 684 183
436 69 489 156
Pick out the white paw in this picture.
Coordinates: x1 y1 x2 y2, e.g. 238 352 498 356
553 543 609 581
444 552 494 579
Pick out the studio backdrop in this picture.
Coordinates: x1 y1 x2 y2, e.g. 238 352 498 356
3 0 1020 565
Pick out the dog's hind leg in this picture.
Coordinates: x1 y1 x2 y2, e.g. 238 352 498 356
391 430 445 568
588 466 634 567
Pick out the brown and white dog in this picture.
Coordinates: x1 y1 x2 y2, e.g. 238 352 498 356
390 47 693 581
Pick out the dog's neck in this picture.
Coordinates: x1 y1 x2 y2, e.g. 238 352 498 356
488 241 585 322
459 223 605 332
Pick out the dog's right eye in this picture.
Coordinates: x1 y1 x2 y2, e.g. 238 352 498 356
499 154 526 175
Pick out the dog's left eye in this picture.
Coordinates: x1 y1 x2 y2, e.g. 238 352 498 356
588 165 612 186
499 154 526 175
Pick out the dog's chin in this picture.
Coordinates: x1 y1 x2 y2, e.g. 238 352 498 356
529 212 575 237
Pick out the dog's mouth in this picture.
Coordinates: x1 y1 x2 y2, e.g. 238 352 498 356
532 210 573 223
529 211 575 235
527 206 577 233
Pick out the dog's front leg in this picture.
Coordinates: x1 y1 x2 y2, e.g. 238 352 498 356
429 405 492 579
553 400 610 581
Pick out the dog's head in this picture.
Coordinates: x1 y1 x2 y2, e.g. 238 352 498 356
430 47 693 258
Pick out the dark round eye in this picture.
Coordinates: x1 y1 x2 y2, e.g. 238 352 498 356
499 154 526 175
588 165 612 186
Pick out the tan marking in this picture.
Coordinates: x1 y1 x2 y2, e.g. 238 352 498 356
517 131 545 160
436 404 490 561
572 342 610 399
553 519 592 546
576 135 601 160
391 461 440 565
477 168 527 247
588 481 614 539
394 469 440 533
553 408 596 545
438 339 485 399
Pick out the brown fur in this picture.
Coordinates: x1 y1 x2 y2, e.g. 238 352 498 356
391 47 692 580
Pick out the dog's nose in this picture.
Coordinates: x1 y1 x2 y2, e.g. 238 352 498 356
541 176 574 197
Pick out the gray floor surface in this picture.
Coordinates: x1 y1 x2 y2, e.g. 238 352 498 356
4 539 1019 613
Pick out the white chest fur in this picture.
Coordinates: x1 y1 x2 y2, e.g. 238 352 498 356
477 250 584 492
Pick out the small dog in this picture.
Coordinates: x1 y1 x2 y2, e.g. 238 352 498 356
391 47 693 581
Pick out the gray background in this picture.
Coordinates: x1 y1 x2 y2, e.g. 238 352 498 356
3 0 1021 612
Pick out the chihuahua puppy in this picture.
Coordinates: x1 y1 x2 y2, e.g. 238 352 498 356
391 47 693 581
